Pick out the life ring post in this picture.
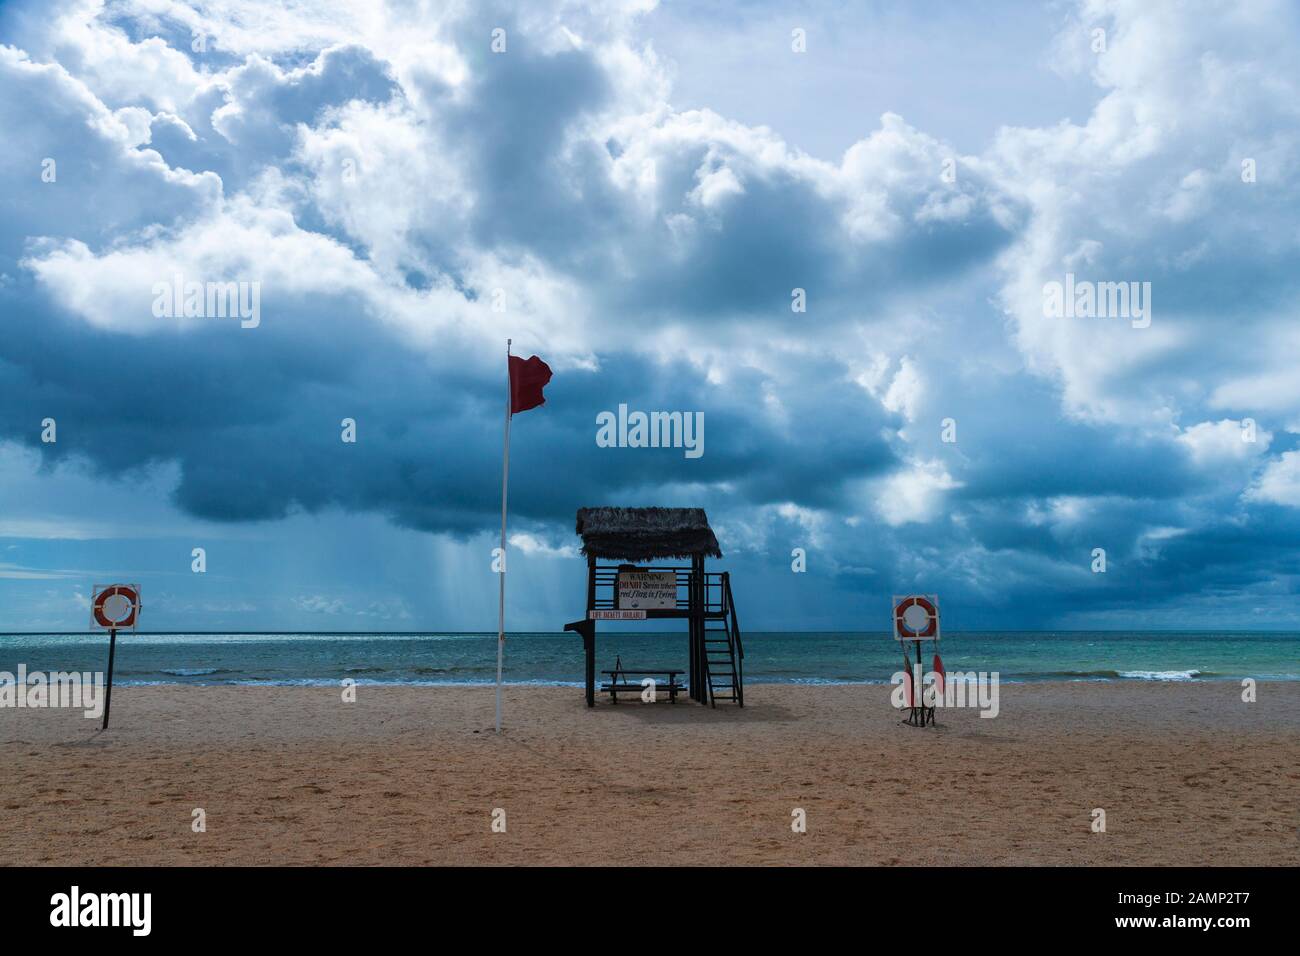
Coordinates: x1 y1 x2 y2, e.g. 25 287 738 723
891 594 941 728
915 637 927 727
102 626 117 731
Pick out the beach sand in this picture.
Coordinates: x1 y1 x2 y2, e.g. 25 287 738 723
2 682 1296 866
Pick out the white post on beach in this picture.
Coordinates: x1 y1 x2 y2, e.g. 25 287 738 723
496 338 512 734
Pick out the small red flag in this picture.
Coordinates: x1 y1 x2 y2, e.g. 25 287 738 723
509 354 552 414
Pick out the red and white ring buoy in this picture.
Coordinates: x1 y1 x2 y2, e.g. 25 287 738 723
894 595 937 639
93 584 140 629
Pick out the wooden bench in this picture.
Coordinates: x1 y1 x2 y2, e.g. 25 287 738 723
600 666 685 704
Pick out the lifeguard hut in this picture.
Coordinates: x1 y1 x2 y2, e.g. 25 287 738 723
564 507 744 708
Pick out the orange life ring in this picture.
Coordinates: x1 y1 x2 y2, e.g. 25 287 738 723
93 584 139 629
894 595 938 638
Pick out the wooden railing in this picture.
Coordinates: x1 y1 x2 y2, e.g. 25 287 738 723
590 565 728 613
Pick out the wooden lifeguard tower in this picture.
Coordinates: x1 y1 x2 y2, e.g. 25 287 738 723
564 507 744 708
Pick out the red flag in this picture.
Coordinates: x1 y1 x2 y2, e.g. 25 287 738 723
509 354 552 414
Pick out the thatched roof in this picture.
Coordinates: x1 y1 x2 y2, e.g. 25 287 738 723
576 507 722 561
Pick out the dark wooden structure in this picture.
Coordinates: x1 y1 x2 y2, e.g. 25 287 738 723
564 507 744 708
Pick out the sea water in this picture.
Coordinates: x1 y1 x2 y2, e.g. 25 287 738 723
0 631 1295 686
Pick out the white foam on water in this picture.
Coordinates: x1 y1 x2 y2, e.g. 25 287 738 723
1119 669 1202 681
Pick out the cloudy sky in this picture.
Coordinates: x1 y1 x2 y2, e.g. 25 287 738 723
2 0 1298 632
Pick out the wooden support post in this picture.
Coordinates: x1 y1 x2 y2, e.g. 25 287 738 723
699 556 705 702
686 563 695 702
690 554 704 703
688 617 695 701
586 554 597 707
583 624 596 707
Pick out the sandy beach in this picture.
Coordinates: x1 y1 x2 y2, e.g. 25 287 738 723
2 682 1296 866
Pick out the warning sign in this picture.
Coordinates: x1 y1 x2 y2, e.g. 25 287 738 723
617 571 677 610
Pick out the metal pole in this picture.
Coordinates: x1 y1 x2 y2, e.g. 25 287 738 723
915 639 925 726
496 339 512 734
102 627 117 731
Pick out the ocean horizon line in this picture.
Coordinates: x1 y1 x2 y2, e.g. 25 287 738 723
5 628 1300 637
3 630 1296 686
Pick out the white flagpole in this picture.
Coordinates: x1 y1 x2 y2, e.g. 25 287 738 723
496 338 512 733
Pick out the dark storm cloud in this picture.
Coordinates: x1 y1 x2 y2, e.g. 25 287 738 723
0 274 898 535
